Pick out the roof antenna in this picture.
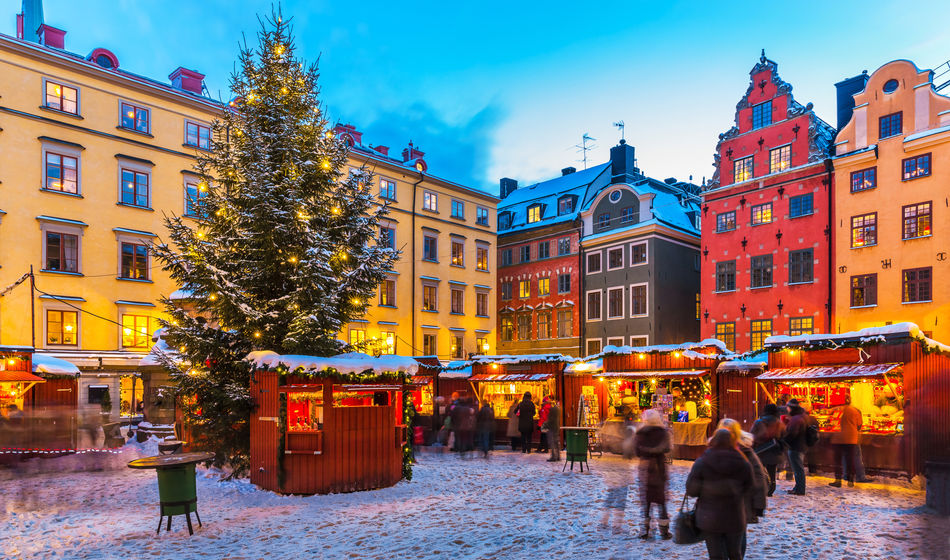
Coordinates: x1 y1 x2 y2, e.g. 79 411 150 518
613 120 625 141
575 133 596 169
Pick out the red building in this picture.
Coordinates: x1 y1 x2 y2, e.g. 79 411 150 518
702 52 835 353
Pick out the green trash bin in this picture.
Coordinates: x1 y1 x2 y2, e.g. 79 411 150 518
563 428 591 472
128 451 214 535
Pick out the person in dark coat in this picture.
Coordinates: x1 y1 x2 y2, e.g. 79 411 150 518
516 392 536 453
452 398 475 458
475 400 495 458
542 399 562 462
751 403 785 496
783 399 808 495
686 428 754 560
506 400 521 451
635 409 672 540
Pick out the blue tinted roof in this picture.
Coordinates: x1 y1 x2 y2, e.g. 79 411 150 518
498 163 610 233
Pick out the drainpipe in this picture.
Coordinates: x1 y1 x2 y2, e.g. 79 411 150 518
410 171 424 354
825 157 834 334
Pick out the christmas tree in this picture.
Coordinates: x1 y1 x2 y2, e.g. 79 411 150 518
151 11 398 477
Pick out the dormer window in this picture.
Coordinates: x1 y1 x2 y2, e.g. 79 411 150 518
527 204 542 223
498 212 512 230
558 196 574 215
752 101 772 130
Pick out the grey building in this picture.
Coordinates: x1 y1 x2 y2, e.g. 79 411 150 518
579 141 702 354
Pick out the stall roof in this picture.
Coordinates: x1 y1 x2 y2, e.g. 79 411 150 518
764 322 950 354
564 359 603 374
467 354 580 366
601 369 708 379
718 352 768 373
32 353 81 375
247 351 419 376
0 371 46 383
470 373 554 382
592 339 730 361
756 363 902 382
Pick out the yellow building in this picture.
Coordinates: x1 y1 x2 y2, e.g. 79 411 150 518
0 15 224 420
833 60 950 339
335 125 498 360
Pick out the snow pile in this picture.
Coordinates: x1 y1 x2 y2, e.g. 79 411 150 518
1 450 944 559
247 351 419 376
31 353 80 375
139 328 180 367
564 358 603 374
765 322 950 354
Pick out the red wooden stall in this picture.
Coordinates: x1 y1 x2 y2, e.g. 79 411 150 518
715 358 767 429
248 352 417 495
760 324 950 477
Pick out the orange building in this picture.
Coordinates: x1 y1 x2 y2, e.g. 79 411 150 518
832 60 950 339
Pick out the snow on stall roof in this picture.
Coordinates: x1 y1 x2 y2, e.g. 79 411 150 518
764 322 950 354
247 351 419 376
564 358 603 374
717 351 768 372
441 360 472 378
32 353 80 375
467 354 581 365
592 339 730 361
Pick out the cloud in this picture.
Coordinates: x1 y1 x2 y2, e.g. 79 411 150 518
357 102 505 194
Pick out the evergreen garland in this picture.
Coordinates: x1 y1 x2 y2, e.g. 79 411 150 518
151 10 398 479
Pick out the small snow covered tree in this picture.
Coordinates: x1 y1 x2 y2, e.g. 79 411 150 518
151 11 398 477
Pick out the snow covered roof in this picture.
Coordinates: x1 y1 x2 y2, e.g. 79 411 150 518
498 163 610 234
139 328 181 367
764 322 950 354
717 351 768 373
168 289 194 300
583 176 701 237
592 339 730 361
247 351 419 376
31 353 80 375
564 358 603 374
466 354 580 366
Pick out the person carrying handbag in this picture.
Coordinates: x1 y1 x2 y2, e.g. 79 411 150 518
751 403 785 497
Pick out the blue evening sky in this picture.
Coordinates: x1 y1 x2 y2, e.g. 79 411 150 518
8 0 950 194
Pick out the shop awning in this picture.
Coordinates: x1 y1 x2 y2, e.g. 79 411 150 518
409 376 433 386
601 370 708 379
0 371 46 383
470 373 554 382
756 363 902 382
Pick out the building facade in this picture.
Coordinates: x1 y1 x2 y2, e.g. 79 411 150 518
832 60 950 340
702 53 835 353
0 8 222 419
336 125 498 361
495 164 611 356
580 142 702 354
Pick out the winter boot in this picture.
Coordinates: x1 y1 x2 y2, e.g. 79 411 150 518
658 518 672 540
638 519 651 540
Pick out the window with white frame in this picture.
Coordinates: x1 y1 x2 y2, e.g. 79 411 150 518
586 290 602 321
586 252 602 274
606 337 625 347
630 242 647 265
39 218 84 274
476 292 489 317
476 207 489 226
629 335 648 347
476 244 489 271
184 178 208 217
630 283 648 317
46 309 78 346
119 167 150 208
607 246 624 270
586 339 602 355
451 199 465 219
121 314 151 348
607 287 624 319
44 151 79 194
380 178 397 200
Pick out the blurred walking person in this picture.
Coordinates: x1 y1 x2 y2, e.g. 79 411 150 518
829 395 863 487
635 409 672 540
751 403 785 497
516 392 536 454
543 399 562 462
506 400 521 451
476 400 495 458
783 399 809 495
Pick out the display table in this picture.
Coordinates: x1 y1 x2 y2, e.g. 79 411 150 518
128 451 214 535
561 427 596 472
672 419 711 446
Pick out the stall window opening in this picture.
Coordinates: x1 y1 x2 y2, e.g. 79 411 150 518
333 386 393 407
287 389 324 430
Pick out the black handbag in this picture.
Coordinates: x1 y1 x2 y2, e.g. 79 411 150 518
673 495 704 545
754 437 780 456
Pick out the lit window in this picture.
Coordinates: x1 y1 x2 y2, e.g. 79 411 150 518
44 153 78 193
850 168 876 192
851 213 877 248
751 101 772 130
716 211 737 232
423 334 437 356
349 329 366 348
538 277 550 297
121 314 151 348
476 245 489 271
789 317 814 336
750 203 772 225
768 145 791 173
45 81 78 114
185 181 208 217
519 280 530 299
451 240 464 266
120 242 149 280
715 322 736 351
185 121 211 149
422 285 438 311
46 310 78 345
733 156 753 182
120 102 150 134
451 335 463 358
501 317 514 341
379 279 396 307
380 332 396 355
902 202 932 239
120 169 149 208
750 319 772 352
902 154 931 181
850 274 877 307
527 205 542 223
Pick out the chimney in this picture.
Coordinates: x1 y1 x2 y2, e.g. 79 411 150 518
169 67 206 95
37 23 65 49
401 141 425 163
374 145 389 156
835 71 869 131
332 123 362 146
609 139 638 184
561 167 576 176
18 0 44 43
499 177 518 199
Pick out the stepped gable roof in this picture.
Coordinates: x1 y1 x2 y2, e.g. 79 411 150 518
497 163 610 234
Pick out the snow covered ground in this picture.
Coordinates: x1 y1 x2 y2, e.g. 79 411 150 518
1 442 947 559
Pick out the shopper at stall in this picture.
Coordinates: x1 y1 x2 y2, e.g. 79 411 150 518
635 409 672 540
506 400 521 451
476 400 495 459
829 395 863 487
452 397 475 458
517 392 536 454
751 403 785 497
719 419 769 520
537 396 552 453
783 399 809 495
543 399 562 462
686 428 753 560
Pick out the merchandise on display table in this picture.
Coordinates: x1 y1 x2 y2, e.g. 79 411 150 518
773 377 904 434
408 377 434 415
287 390 324 432
604 375 711 424
471 374 555 419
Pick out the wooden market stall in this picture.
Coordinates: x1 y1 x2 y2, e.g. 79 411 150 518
249 351 417 495
760 323 950 477
466 354 575 447
407 356 440 444
715 356 767 428
566 341 726 459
